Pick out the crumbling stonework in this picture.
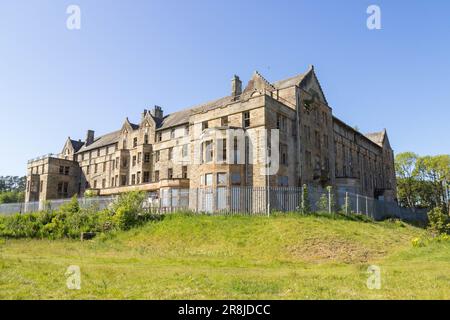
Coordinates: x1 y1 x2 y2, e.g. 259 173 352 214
25 66 397 204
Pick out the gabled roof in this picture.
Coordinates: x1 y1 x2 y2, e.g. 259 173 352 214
69 139 84 152
272 65 313 89
364 130 386 147
75 130 121 154
157 95 234 130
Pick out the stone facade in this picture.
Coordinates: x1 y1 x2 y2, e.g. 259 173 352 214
25 66 397 205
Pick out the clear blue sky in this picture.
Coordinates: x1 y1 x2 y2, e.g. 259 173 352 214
1 0 449 176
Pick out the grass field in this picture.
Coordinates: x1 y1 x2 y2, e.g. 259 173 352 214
0 213 449 299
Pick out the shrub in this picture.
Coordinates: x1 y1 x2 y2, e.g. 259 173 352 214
427 207 450 235
110 191 147 230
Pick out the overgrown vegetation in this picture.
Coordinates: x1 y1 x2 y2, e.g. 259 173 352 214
0 191 157 239
1 213 449 299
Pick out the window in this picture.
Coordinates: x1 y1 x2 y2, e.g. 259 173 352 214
280 144 288 165
122 157 128 168
171 129 175 139
137 172 141 184
202 121 209 130
168 147 173 160
154 171 160 182
115 157 119 169
123 139 127 149
102 179 106 189
64 166 70 176
93 180 97 189
143 171 150 183
144 153 150 163
111 177 115 187
182 145 188 158
168 168 173 179
155 151 160 162
231 173 241 185
233 136 241 164
40 181 43 193
103 162 106 172
205 173 213 186
276 114 286 131
59 166 64 174
221 116 229 127
131 174 136 185
156 132 162 142
278 176 288 187
243 111 250 128
323 134 329 149
217 173 227 185
115 175 118 186
97 149 100 157
185 125 189 136
182 166 188 179
315 131 321 149
133 137 138 148
144 134 149 145
86 165 90 175
95 164 98 174
204 141 213 163
121 175 127 186
306 151 312 168
132 156 137 167
304 125 311 143
220 138 227 162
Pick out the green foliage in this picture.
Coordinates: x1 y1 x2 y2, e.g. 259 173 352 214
0 192 149 239
110 191 148 230
299 184 311 214
317 194 329 213
427 207 450 235
0 191 25 204
396 152 449 212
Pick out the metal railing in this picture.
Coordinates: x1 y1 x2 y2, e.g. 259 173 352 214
0 187 428 223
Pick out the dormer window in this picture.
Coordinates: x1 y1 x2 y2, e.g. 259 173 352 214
133 137 138 148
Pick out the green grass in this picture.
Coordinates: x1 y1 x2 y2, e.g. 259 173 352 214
0 213 449 299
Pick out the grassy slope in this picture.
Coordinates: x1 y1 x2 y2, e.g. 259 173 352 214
0 214 449 299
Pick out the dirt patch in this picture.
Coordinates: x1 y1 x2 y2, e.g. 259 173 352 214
287 238 386 263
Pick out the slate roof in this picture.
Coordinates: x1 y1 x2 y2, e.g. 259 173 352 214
69 139 84 152
75 130 121 154
157 95 233 129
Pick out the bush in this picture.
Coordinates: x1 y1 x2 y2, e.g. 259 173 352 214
110 191 147 230
0 191 152 240
0 191 25 204
427 207 450 235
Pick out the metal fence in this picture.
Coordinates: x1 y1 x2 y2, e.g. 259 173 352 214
0 197 116 216
0 187 428 223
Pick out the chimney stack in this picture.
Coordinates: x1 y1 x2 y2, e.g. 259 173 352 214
231 75 242 98
141 109 148 121
151 105 164 119
86 130 95 146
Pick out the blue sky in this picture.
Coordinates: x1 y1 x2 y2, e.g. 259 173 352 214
0 0 449 176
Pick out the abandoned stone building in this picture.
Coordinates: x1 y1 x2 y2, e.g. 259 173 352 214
25 66 397 210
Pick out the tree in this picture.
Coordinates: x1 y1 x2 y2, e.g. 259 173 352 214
395 153 450 212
